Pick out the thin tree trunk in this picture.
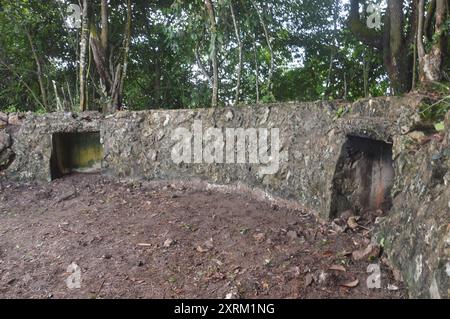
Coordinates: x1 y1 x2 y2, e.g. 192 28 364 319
348 0 413 94
424 0 436 42
0 58 45 110
52 80 63 111
204 0 219 108
26 31 48 110
412 34 417 90
118 0 132 108
253 34 260 104
80 0 89 111
363 53 369 98
251 0 274 99
418 0 448 83
343 73 348 100
195 45 213 87
101 0 109 53
230 1 243 106
67 81 74 107
325 51 334 99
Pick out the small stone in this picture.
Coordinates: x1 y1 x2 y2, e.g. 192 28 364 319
253 233 266 242
318 271 328 285
8 114 22 126
0 132 11 151
304 273 314 287
163 239 174 248
407 131 426 142
287 230 298 240
0 112 7 123
387 284 399 291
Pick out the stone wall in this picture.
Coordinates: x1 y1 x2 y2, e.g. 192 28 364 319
377 111 450 299
1 95 448 298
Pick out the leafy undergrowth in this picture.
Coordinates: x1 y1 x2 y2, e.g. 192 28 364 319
417 82 450 131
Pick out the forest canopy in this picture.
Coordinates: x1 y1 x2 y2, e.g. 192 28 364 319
0 0 448 113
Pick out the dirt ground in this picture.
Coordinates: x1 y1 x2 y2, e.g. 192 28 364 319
0 174 406 299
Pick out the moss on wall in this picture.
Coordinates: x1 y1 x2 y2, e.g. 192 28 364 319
51 132 103 179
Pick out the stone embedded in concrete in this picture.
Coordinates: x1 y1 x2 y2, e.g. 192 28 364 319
0 130 14 170
0 131 11 151
7 113 24 126
377 122 450 299
0 112 7 128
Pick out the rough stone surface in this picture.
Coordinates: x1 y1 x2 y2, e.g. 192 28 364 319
376 113 450 299
0 130 14 170
4 112 101 181
0 115 7 129
1 94 449 298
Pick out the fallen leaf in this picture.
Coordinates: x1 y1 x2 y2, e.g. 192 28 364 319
329 265 346 272
304 273 314 287
347 216 360 230
163 239 174 248
341 279 359 288
352 244 380 261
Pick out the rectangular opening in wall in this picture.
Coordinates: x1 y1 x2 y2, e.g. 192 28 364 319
330 135 394 218
50 132 103 180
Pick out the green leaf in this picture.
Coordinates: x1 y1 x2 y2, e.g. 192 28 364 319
434 122 445 132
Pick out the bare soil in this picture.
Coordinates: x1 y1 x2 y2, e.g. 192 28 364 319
0 174 405 299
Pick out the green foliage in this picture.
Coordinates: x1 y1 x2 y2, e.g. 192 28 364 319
0 0 446 113
420 82 450 123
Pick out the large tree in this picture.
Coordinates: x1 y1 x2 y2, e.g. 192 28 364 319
417 0 449 83
89 0 132 112
348 0 417 94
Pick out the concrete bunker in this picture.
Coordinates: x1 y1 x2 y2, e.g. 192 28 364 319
50 132 103 180
330 135 394 218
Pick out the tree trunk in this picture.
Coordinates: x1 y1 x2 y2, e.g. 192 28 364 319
204 0 219 108
252 0 274 100
195 44 213 87
79 0 89 112
363 54 369 98
118 0 132 108
253 34 260 103
230 1 243 106
348 0 414 94
101 0 109 54
26 31 48 110
418 0 448 83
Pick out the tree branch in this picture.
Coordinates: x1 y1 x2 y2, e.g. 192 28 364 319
347 0 383 50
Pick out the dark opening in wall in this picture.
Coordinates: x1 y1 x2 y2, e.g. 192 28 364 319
330 135 394 218
50 132 103 180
